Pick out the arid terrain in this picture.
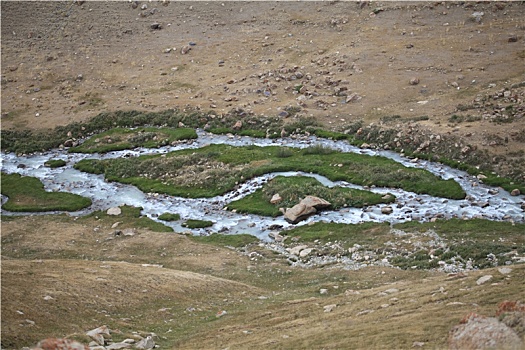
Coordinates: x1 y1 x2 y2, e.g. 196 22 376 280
1 1 525 349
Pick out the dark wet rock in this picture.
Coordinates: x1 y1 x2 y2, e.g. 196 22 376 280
150 23 161 30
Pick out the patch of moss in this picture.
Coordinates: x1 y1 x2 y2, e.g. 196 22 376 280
182 219 214 229
1 172 92 212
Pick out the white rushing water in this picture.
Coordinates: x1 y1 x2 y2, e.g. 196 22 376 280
1 130 523 241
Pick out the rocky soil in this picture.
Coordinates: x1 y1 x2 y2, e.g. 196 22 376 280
2 1 525 179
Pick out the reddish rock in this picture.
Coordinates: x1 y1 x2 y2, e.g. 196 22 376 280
448 313 522 350
33 338 89 350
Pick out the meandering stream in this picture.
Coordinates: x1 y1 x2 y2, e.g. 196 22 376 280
1 130 523 241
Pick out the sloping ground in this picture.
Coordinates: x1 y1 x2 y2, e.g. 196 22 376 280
1 259 263 348
178 265 525 349
1 214 524 349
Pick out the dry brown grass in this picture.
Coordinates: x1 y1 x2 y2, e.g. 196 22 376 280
2 214 524 349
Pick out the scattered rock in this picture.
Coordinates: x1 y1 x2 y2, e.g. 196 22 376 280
381 206 393 215
33 338 89 350
232 120 243 130
323 304 337 313
268 231 284 242
135 336 155 350
289 245 309 256
216 310 228 318
508 35 518 43
105 343 131 350
471 11 484 23
476 275 493 285
299 248 313 258
107 207 122 216
510 189 521 196
409 77 420 85
150 23 161 30
498 267 512 275
86 325 111 346
181 45 191 55
270 193 282 204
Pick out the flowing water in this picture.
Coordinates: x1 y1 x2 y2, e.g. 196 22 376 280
1 130 523 241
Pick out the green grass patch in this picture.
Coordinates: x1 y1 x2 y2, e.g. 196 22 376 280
189 233 259 248
1 172 92 212
74 144 465 200
44 159 67 168
182 219 214 229
83 205 173 232
281 222 393 248
227 176 394 217
158 212 181 221
69 127 197 153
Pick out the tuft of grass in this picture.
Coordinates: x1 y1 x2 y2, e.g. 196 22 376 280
189 233 259 248
1 172 92 212
158 213 181 222
44 159 67 168
182 219 214 229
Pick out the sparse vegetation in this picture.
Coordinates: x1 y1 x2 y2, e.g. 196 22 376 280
68 127 197 153
189 233 259 248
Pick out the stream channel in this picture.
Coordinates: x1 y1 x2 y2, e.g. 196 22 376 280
1 130 524 241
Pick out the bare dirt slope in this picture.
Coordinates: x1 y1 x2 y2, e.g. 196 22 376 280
2 2 524 133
